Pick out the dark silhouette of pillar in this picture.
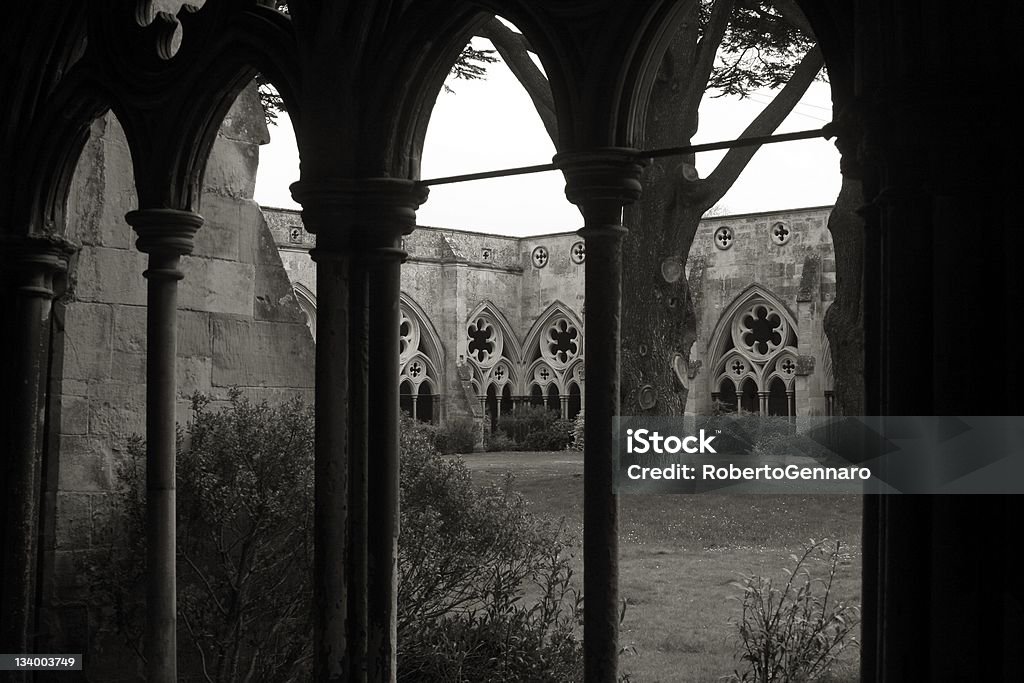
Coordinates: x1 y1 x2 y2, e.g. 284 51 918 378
125 208 203 683
555 148 644 683
291 178 426 682
0 236 74 678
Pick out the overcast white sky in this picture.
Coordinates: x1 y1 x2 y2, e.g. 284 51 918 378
254 38 841 237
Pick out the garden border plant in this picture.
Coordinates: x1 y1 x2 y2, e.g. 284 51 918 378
90 390 587 682
727 538 860 682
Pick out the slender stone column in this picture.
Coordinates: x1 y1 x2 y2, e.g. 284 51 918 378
560 395 569 419
555 148 644 683
124 209 202 683
291 178 426 683
0 235 74 672
758 391 769 415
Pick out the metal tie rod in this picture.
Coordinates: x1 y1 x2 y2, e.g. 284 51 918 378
419 126 831 186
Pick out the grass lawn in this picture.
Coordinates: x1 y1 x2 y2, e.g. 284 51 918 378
460 451 863 683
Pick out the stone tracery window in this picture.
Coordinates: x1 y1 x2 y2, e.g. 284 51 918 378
398 298 444 423
544 318 580 366
712 291 798 415
399 308 420 363
467 316 500 366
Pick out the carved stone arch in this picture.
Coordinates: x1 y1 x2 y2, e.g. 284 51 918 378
612 0 702 146
1 4 93 235
527 358 562 393
13 81 111 237
523 301 584 367
77 2 301 212
819 327 835 392
765 348 800 384
480 0 693 149
485 360 518 393
292 284 317 341
400 293 445 373
707 284 800 365
382 6 489 179
400 352 436 390
465 300 522 366
766 370 796 391
406 1 583 153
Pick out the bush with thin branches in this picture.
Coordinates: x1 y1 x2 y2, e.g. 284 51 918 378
728 539 860 682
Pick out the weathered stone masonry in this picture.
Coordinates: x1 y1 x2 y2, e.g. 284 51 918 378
265 204 837 425
42 87 315 678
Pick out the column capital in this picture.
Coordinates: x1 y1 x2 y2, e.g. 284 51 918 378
125 208 203 257
0 234 78 298
289 177 428 252
553 147 646 211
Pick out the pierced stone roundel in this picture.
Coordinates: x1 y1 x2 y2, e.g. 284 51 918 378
491 363 510 385
731 302 787 361
771 221 792 245
543 318 580 366
532 246 549 268
714 226 734 250
467 317 501 367
399 310 419 363
533 364 554 385
570 241 586 264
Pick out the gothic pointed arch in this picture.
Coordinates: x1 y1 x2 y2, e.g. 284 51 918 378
708 285 799 408
523 301 584 367
465 300 522 367
293 283 317 341
399 293 446 394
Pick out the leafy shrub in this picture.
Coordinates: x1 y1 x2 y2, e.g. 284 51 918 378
494 405 573 451
727 539 860 682
496 405 558 444
521 418 575 451
95 393 583 681
96 389 314 681
484 430 517 452
568 409 584 451
398 417 583 681
431 416 480 454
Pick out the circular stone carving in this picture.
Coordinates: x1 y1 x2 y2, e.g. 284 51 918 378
543 318 580 366
570 241 586 264
467 316 502 367
771 221 792 245
533 363 555 385
713 226 734 250
532 246 549 268
731 302 788 361
399 309 419 363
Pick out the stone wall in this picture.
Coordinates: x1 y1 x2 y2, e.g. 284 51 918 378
267 205 835 422
686 206 835 415
41 85 315 679
270 214 588 421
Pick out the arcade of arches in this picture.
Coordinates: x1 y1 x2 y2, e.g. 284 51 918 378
2 2 1021 682
266 204 838 427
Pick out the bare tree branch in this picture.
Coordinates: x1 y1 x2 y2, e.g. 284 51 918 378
701 45 823 205
682 0 737 115
478 17 558 144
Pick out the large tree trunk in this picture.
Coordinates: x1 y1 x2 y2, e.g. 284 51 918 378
620 22 708 416
823 176 864 415
482 6 830 417
618 26 823 416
